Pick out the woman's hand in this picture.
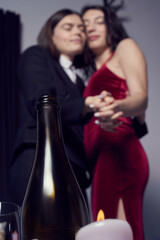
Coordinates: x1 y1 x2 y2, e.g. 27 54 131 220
84 90 112 114
94 99 123 132
87 90 123 132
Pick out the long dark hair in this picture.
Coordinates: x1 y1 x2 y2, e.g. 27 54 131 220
81 5 128 52
37 9 87 68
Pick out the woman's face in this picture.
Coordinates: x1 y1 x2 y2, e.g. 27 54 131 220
52 14 86 60
82 9 108 55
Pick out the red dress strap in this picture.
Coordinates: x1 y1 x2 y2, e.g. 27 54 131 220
105 52 115 64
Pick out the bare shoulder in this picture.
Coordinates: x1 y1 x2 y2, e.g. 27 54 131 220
116 38 146 61
117 38 139 50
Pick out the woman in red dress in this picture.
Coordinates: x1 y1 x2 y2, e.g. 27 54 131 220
81 4 149 240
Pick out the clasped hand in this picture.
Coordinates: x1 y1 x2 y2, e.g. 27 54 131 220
90 90 123 132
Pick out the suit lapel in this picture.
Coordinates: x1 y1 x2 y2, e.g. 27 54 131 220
50 58 82 95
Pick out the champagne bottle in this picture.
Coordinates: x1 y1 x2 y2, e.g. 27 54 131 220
21 95 90 240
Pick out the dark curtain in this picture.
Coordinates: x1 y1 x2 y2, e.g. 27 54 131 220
0 9 21 201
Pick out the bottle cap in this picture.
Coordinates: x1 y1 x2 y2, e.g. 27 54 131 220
36 95 60 110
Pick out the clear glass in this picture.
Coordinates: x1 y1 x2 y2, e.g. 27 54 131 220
0 202 20 240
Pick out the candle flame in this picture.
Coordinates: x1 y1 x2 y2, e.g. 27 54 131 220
97 209 105 221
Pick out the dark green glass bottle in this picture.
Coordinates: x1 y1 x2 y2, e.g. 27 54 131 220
21 95 90 240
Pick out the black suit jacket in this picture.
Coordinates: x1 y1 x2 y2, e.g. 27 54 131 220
12 45 90 171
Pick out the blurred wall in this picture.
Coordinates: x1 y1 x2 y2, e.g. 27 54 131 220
0 1 160 239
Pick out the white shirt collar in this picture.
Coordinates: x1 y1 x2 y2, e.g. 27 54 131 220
59 55 73 70
59 55 86 84
59 55 77 83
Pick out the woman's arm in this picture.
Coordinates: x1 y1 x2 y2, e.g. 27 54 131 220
95 38 148 120
114 38 148 117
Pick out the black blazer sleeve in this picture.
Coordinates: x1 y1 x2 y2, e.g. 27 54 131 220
17 45 86 124
18 45 56 119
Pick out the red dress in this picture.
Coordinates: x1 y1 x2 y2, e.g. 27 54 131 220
83 59 149 240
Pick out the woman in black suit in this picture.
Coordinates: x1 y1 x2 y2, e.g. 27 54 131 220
10 9 105 206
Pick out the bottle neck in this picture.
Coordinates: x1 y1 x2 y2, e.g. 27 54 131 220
37 104 62 143
35 101 65 168
36 95 61 142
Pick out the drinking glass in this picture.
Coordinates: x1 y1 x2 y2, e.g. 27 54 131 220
0 202 20 240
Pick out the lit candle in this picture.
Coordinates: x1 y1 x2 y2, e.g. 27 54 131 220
76 210 133 240
12 230 18 240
